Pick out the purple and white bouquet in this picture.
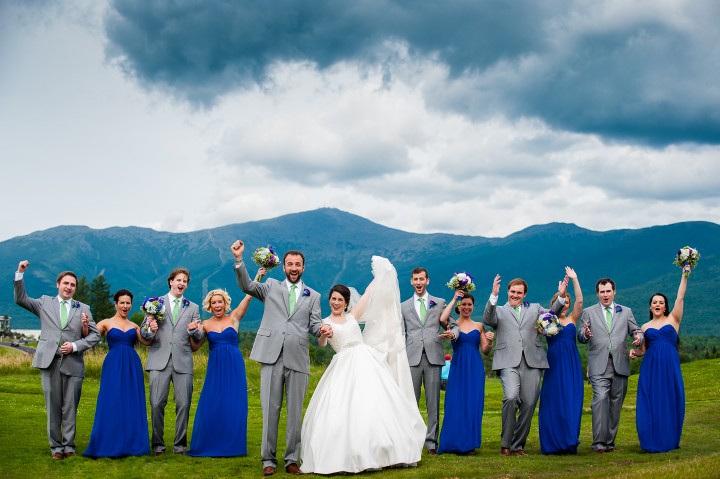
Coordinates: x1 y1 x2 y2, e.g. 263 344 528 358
252 244 281 281
673 246 700 277
536 309 562 336
141 296 166 323
446 272 476 293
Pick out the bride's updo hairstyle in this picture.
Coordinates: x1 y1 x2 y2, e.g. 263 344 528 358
328 284 351 311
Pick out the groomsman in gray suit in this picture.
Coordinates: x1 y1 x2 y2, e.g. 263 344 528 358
578 277 642 453
140 267 203 455
400 267 457 455
483 273 567 456
14 260 101 459
231 240 332 476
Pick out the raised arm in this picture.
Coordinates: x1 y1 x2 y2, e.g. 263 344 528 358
669 265 690 324
482 274 501 328
231 240 269 301
440 290 463 325
351 280 375 322
231 294 254 328
566 267 584 323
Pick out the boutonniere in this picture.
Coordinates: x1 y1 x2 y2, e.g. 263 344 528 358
523 301 530 308
615 305 622 313
182 298 190 308
302 288 310 297
71 300 81 308
428 299 437 309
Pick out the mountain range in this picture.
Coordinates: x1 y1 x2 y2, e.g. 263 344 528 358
1 208 717 335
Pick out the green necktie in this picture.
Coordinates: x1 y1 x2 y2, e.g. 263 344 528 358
604 306 613 330
289 284 297 314
514 306 521 321
172 299 180 325
419 298 427 325
60 300 68 328
605 306 613 355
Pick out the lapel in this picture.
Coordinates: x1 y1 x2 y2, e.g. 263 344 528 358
65 301 79 330
503 303 520 324
51 297 62 329
165 294 178 329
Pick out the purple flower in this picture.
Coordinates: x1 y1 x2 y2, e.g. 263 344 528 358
302 288 311 297
182 298 190 308
71 300 80 308
429 300 437 309
615 305 622 313
523 301 530 308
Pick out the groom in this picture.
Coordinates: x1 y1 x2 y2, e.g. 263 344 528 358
14 260 101 459
231 240 331 476
400 267 457 455
578 277 642 453
140 267 203 455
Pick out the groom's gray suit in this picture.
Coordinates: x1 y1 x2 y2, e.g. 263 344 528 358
235 262 322 468
401 294 456 451
483 298 564 452
14 275 100 455
140 294 202 453
578 302 640 452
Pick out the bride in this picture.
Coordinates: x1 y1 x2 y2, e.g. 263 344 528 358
300 256 425 474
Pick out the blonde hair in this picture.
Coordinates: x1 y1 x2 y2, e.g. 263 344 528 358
203 289 232 313
551 291 572 310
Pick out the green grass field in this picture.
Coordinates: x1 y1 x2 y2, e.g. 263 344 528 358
1 348 719 478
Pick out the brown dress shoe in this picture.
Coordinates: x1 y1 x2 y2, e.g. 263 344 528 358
500 447 511 456
514 450 526 456
285 463 303 475
428 448 437 456
595 448 605 454
605 447 616 452
154 451 165 456
262 466 276 476
51 452 64 460
64 451 76 458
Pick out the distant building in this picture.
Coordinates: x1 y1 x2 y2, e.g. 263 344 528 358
0 315 9 334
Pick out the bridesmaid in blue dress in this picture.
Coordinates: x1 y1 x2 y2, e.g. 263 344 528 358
631 265 690 453
187 269 262 457
83 289 152 458
538 267 584 455
437 291 494 454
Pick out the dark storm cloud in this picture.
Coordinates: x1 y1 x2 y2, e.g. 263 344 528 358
105 0 720 146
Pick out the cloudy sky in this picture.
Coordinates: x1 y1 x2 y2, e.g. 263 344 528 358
1 0 718 242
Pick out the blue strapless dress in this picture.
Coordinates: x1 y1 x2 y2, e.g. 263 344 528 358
84 328 149 458
187 327 248 456
438 329 485 454
538 323 583 454
636 324 685 452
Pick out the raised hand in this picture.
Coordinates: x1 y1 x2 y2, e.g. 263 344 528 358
558 275 569 296
454 289 465 300
17 260 29 273
491 274 501 296
565 266 577 280
231 240 245 260
148 318 158 333
255 267 268 282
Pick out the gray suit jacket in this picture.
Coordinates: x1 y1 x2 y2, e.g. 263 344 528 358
141 294 202 373
483 298 564 371
401 295 456 367
235 263 322 374
578 302 640 377
14 278 100 377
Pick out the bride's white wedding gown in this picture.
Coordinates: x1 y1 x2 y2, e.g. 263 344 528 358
300 258 425 474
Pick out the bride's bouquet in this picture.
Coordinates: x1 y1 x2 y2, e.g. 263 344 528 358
536 309 562 336
446 272 476 293
673 246 700 277
252 244 282 280
141 296 166 323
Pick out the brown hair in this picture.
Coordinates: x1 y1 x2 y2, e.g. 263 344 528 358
283 250 305 265
56 271 78 285
167 268 191 288
411 267 429 279
507 278 528 293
